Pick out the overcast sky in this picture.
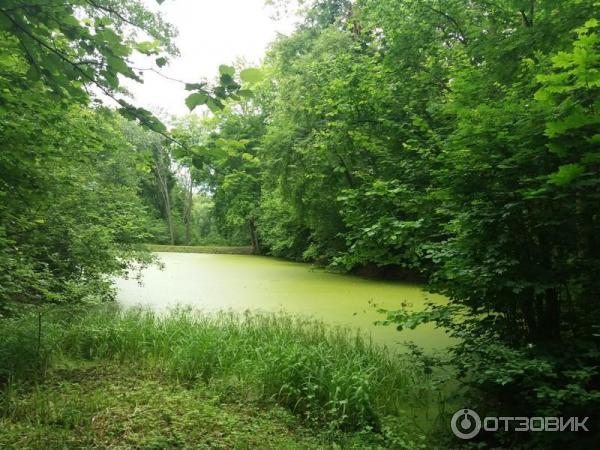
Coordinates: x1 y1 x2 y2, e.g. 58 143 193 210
124 0 298 116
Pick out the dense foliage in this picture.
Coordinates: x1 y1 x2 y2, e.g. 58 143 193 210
0 0 259 308
0 1 171 311
0 99 155 310
2 0 599 447
174 1 600 447
0 0 240 310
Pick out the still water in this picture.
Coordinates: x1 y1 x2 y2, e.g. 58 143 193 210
115 252 452 351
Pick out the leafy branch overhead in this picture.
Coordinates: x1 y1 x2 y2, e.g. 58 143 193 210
0 0 254 144
0 1 175 97
184 65 263 113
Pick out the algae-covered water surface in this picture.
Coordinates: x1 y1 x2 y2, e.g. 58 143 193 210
116 253 452 350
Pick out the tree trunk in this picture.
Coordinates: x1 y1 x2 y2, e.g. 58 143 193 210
154 159 175 245
542 287 561 342
182 170 194 245
248 220 261 255
162 182 175 245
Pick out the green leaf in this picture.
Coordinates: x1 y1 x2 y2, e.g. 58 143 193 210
117 100 167 133
135 40 160 55
548 164 585 186
185 83 206 91
206 98 223 113
185 92 209 111
240 68 264 83
155 57 167 68
219 65 235 77
172 146 189 160
238 90 254 98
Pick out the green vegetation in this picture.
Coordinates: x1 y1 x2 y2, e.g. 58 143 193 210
1 0 599 447
1 367 328 449
0 307 442 449
168 2 600 447
146 245 253 255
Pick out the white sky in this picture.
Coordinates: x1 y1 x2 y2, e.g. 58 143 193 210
124 0 298 117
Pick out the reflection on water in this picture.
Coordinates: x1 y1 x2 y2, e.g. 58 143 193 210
115 252 453 351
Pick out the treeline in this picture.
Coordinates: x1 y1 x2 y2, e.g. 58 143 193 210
173 1 599 447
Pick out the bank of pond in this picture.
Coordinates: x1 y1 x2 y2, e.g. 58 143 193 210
0 252 457 448
0 306 454 448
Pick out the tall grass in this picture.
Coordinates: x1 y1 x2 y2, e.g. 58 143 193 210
0 306 443 435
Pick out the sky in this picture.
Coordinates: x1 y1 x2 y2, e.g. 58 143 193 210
124 0 299 117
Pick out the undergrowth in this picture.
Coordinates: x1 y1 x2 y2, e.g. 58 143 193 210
0 306 450 448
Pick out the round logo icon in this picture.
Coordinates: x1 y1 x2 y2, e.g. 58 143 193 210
451 408 482 440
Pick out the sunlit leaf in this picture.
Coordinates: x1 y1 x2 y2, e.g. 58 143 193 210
240 68 264 83
185 92 209 111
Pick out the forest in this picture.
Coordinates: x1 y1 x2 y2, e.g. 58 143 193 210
0 0 599 448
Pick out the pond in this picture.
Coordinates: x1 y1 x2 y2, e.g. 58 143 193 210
115 252 453 351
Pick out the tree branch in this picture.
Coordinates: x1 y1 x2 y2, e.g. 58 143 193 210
0 9 187 150
84 0 140 30
423 4 469 45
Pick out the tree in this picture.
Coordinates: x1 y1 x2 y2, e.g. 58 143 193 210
0 100 156 310
189 1 599 446
172 100 266 252
0 0 176 311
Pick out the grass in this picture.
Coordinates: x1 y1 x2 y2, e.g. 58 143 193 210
0 306 449 449
146 244 253 255
0 364 326 449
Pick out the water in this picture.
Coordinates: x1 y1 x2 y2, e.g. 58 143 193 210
115 252 452 350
